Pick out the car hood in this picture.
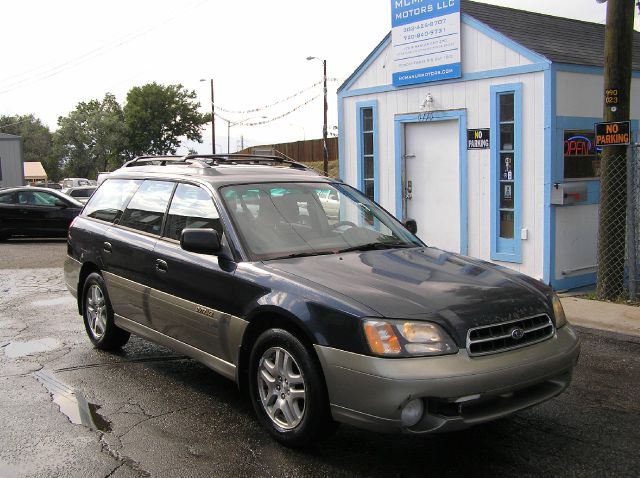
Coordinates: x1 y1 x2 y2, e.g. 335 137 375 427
264 247 552 346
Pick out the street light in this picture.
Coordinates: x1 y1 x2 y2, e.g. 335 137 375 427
227 116 266 154
199 78 215 154
306 56 328 176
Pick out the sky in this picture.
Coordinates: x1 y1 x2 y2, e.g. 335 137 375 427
0 0 638 153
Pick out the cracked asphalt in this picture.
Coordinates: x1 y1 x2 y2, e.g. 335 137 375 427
1 239 639 477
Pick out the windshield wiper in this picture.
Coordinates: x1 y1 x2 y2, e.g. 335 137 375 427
275 250 336 260
335 242 415 254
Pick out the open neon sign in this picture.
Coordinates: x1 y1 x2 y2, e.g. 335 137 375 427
564 135 601 156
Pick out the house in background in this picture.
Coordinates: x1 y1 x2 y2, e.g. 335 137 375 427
0 133 24 188
23 162 48 185
337 0 640 290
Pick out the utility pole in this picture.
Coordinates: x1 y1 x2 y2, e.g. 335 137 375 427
200 79 216 154
322 59 329 177
596 0 635 299
209 79 216 155
306 56 329 176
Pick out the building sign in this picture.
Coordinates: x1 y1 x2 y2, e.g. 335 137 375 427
391 0 461 87
467 128 490 149
595 121 631 147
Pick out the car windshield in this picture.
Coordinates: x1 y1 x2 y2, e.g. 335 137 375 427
220 182 422 260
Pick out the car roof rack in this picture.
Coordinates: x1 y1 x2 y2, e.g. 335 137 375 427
122 154 314 172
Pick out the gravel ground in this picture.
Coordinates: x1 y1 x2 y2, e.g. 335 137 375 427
0 238 68 269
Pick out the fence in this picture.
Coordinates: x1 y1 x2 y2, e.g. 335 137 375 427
238 137 338 164
596 143 639 301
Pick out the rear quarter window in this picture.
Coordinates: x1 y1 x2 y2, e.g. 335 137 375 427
83 179 143 223
0 192 14 204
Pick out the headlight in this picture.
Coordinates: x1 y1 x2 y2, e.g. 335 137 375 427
551 293 567 328
363 319 458 357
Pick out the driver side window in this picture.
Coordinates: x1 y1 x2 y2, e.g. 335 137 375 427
164 184 222 241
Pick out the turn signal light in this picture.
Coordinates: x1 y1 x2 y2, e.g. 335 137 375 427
364 321 401 355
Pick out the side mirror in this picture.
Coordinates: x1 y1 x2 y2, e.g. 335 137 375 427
180 228 221 255
54 200 67 208
404 219 418 235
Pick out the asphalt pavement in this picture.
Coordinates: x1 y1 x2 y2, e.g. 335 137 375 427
1 240 639 477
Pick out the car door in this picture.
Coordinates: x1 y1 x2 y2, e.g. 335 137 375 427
150 182 249 361
0 191 17 236
101 180 176 328
14 190 75 236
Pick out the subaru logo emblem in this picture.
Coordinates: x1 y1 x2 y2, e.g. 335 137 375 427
510 327 525 340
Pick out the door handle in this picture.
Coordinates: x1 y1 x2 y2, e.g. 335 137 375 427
155 259 168 273
103 242 112 253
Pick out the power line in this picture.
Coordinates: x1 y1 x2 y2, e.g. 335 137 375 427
213 78 340 114
0 0 208 96
215 93 322 126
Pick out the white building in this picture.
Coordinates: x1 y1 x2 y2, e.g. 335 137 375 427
0 133 24 188
338 0 640 290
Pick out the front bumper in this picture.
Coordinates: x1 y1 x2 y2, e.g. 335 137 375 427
314 325 580 434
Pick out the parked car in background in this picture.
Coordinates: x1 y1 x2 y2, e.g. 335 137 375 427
0 187 84 240
316 187 340 220
62 178 92 189
62 185 97 204
33 182 62 190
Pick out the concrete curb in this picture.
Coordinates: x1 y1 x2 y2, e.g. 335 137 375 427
560 296 640 338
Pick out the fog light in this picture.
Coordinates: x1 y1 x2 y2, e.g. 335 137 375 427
400 399 424 427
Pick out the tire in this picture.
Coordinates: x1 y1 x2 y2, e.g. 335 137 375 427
248 328 335 448
82 272 130 350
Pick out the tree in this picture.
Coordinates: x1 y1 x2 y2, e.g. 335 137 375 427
0 114 59 180
123 82 207 156
54 93 128 178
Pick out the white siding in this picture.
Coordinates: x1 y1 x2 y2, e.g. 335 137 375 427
557 72 640 119
342 70 546 280
0 137 24 188
350 23 533 91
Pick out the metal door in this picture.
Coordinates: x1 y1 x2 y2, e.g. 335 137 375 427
404 120 461 252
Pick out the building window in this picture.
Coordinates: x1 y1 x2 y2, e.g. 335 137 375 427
357 101 378 202
563 130 600 179
491 83 522 263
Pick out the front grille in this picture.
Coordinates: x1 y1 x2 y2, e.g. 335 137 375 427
466 314 554 356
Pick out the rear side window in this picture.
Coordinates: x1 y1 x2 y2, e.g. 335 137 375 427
84 179 142 223
17 191 60 206
119 180 175 235
0 192 14 204
164 183 221 241
71 188 95 198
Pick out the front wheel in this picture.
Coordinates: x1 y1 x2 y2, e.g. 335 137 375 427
82 272 130 350
248 328 335 448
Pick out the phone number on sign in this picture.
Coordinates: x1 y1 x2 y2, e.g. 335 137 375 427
402 28 445 41
402 18 447 32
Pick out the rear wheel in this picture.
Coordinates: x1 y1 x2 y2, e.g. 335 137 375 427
248 328 335 448
82 272 130 350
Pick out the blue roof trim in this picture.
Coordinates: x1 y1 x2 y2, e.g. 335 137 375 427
340 63 547 99
555 63 640 76
337 34 391 94
338 12 552 96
